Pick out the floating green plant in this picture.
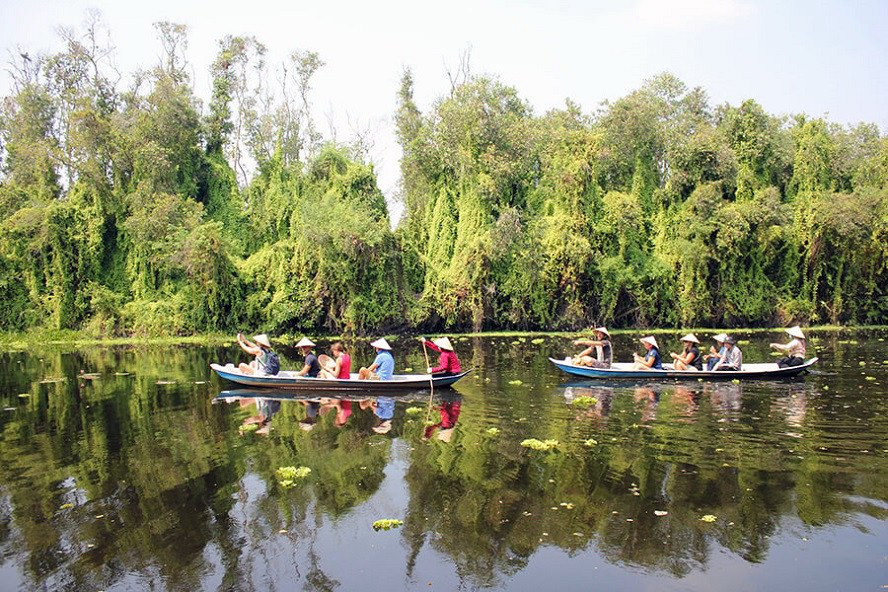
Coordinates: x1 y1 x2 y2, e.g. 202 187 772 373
372 519 403 531
276 466 311 488
571 396 598 408
521 438 559 451
485 427 500 436
405 407 424 416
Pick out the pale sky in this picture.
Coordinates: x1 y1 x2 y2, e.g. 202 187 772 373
2 0 887 220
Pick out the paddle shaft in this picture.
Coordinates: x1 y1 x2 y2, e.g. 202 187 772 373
422 340 435 425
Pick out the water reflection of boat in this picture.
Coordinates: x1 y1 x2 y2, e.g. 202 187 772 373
550 357 818 380
214 388 445 404
210 363 471 390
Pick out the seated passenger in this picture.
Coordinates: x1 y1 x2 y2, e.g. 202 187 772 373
770 326 807 368
359 338 395 380
714 337 743 371
572 327 613 368
670 333 703 371
237 333 280 376
703 333 728 371
319 342 351 379
421 336 462 376
294 337 321 377
632 336 663 370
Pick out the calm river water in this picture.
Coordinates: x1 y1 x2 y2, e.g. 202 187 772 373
1 331 887 591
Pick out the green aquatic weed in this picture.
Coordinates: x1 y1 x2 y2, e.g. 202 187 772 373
521 438 559 451
276 466 311 488
571 396 598 408
372 519 403 531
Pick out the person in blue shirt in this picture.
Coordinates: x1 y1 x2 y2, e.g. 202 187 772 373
703 333 728 371
359 338 395 380
633 336 663 370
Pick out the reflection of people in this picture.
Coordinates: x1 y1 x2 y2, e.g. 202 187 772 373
369 397 395 433
703 334 728 371
299 400 321 431
421 337 462 376
359 338 394 380
770 326 807 368
670 334 702 371
294 337 321 377
714 337 742 371
633 336 663 370
634 386 660 422
423 396 462 441
316 396 354 427
237 333 280 376
242 398 281 435
572 327 612 368
672 385 700 419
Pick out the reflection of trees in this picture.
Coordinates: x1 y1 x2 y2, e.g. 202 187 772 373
0 347 393 590
400 378 888 584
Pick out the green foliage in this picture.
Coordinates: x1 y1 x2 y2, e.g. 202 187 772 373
1 18 886 336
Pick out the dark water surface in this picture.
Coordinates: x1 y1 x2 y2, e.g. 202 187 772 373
2 331 888 591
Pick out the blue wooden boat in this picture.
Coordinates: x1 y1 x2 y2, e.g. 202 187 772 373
210 363 471 391
549 357 818 380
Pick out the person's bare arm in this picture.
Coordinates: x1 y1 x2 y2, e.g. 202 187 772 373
296 363 311 376
238 333 261 355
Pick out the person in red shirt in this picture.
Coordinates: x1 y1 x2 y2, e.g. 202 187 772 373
421 336 462 376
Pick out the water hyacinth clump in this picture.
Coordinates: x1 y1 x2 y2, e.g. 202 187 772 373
571 396 598 408
372 519 404 531
485 427 501 436
276 466 311 488
405 407 425 416
521 438 559 451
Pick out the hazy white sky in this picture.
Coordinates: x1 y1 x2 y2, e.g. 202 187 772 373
2 0 886 217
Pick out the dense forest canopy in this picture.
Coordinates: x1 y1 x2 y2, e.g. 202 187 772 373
1 15 886 336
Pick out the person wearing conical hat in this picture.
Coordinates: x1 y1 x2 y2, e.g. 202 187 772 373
770 326 807 368
359 338 395 380
571 327 612 368
294 337 321 377
420 336 462 376
703 333 728 371
670 333 703 371
633 336 663 370
237 333 281 376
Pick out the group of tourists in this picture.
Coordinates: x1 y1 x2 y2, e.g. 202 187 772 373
236 324 807 379
571 326 808 372
236 333 463 380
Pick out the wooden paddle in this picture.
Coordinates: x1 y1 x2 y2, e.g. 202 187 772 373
422 338 435 427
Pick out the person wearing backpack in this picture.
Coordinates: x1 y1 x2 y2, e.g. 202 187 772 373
237 333 281 376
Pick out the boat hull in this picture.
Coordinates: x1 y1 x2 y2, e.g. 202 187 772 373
210 364 471 391
549 357 818 380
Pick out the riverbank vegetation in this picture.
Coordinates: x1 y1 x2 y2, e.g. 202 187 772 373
2 14 886 337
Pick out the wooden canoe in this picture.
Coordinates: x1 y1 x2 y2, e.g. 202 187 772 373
210 363 471 391
549 357 818 380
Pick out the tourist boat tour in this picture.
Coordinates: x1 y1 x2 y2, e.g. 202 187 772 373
549 357 818 380
210 363 472 391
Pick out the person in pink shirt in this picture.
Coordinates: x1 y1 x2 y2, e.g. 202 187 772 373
421 337 462 376
320 341 352 379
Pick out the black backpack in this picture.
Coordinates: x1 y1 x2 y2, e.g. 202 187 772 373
262 350 281 375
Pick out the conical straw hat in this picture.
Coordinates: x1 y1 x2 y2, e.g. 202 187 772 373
712 333 728 343
370 338 392 350
680 333 700 344
432 337 454 351
295 337 315 348
640 336 659 349
253 334 272 349
594 327 610 337
785 326 806 339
